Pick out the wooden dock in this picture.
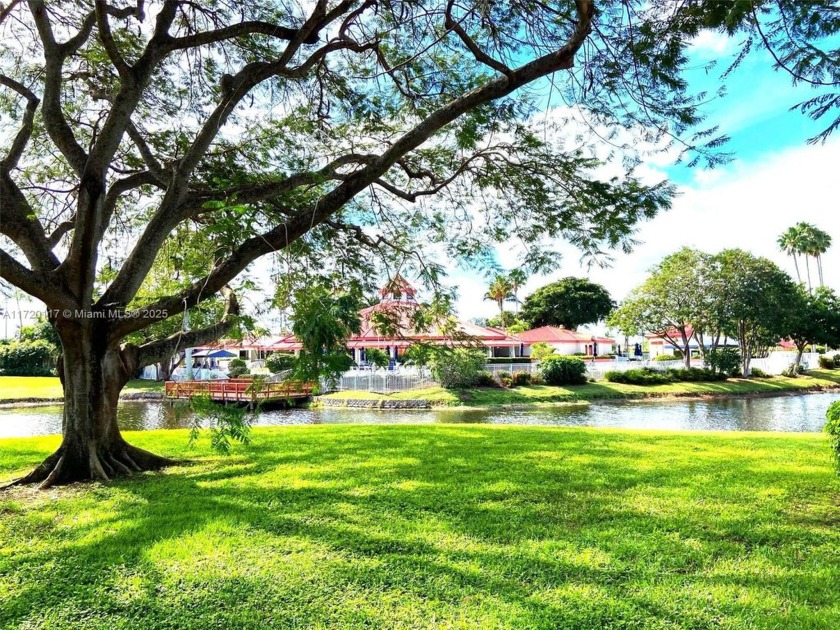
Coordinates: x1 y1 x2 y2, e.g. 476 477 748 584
164 378 314 405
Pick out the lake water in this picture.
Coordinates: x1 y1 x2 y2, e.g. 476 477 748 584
1 392 838 438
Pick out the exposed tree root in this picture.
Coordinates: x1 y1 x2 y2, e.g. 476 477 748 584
2 442 180 490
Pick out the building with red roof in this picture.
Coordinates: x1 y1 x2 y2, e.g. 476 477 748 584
223 276 524 365
517 326 615 357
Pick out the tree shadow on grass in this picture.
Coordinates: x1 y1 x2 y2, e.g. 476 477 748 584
1 426 839 628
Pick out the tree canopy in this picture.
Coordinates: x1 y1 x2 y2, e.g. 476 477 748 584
608 248 710 368
522 277 614 331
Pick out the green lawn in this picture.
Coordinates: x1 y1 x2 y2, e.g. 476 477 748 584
0 376 162 401
323 369 840 407
1 426 838 628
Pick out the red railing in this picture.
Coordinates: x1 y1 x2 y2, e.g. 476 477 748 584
164 378 314 403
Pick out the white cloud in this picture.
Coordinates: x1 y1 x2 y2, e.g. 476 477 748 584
453 136 840 321
689 31 734 58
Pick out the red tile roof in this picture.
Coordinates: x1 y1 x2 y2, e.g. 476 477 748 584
516 326 615 345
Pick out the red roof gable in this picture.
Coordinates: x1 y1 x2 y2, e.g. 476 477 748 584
516 326 615 345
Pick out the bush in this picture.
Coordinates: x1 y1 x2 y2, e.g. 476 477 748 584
474 371 499 388
653 354 679 362
782 363 805 377
706 347 741 377
0 340 56 376
509 371 532 387
539 356 587 386
604 368 672 385
530 372 545 386
227 358 249 378
826 402 840 475
834 354 840 368
749 367 770 378
484 357 534 365
818 355 835 370
663 367 726 383
430 348 490 389
495 372 513 388
265 352 296 374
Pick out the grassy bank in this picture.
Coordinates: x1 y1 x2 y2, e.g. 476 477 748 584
322 369 840 408
1 426 838 628
0 376 162 402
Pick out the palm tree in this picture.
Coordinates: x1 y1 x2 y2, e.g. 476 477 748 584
777 226 803 284
809 226 832 286
792 222 832 291
484 275 513 316
507 268 528 314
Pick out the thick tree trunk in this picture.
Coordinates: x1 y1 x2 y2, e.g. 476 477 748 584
159 355 177 382
7 321 174 489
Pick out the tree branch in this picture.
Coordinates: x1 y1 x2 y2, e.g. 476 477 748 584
108 0 595 337
0 74 40 168
130 286 239 368
27 0 90 174
0 248 72 307
164 20 319 52
444 0 514 79
0 167 61 269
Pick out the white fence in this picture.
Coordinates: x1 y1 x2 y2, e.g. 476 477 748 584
329 370 437 394
484 363 539 375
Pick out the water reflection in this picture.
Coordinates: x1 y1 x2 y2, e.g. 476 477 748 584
1 392 837 438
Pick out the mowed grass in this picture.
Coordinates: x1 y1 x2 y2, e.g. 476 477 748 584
0 376 162 401
1 425 839 629
323 369 840 407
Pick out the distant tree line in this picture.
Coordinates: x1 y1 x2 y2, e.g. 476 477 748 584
608 248 840 375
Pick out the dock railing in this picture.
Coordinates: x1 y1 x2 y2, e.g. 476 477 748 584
164 378 314 403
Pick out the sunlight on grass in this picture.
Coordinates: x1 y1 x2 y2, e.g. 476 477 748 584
1 425 838 628
0 376 162 401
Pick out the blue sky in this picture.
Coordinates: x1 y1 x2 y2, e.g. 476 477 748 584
449 29 840 325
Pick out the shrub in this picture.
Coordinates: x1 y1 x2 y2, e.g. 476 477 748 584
510 371 532 387
227 358 249 378
0 340 56 376
826 402 840 475
604 368 672 386
749 367 770 378
653 354 678 362
539 356 587 386
530 372 545 386
529 343 556 361
663 367 726 383
818 355 835 370
430 347 489 388
495 372 513 388
265 352 296 374
474 371 499 388
485 356 534 365
706 347 741 377
782 363 805 377
834 354 840 368
365 348 390 370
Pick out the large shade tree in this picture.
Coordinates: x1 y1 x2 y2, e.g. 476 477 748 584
714 249 798 376
607 248 708 369
521 277 615 332
0 0 837 486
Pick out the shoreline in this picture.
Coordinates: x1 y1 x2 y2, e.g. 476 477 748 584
312 383 840 411
3 379 839 411
0 391 164 408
